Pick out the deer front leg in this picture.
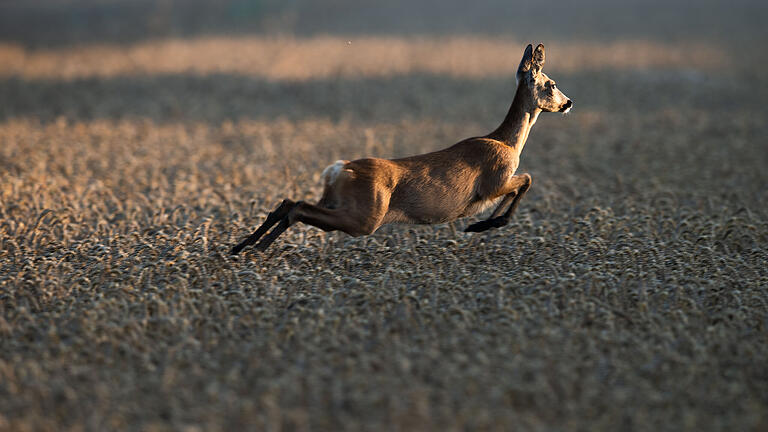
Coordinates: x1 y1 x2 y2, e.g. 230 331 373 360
231 199 296 254
465 173 532 232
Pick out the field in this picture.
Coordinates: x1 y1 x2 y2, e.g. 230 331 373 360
1 1 768 431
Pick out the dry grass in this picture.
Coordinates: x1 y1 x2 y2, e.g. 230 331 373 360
1 20 768 432
0 36 729 80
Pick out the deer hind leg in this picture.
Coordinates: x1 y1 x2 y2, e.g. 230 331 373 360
465 173 532 232
231 199 297 254
251 201 383 252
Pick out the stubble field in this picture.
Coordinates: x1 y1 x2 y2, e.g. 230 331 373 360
1 2 768 431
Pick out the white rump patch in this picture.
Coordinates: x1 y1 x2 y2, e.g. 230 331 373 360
321 160 348 187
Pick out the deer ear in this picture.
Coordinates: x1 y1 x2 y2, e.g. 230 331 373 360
532 44 545 74
517 44 534 76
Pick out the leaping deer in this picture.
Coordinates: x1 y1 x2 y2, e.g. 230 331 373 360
231 43 572 255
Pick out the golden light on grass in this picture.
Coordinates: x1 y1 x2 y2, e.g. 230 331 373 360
0 36 728 81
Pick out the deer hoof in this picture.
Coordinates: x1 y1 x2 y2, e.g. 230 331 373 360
465 220 491 232
465 217 508 232
490 217 508 228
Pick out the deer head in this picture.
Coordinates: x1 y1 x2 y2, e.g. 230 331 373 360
516 44 572 113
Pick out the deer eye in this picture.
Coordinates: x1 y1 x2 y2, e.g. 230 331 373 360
551 83 557 90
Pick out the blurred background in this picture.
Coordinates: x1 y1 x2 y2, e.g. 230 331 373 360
1 0 766 124
1 0 767 46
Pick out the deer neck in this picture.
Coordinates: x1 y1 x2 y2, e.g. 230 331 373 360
489 85 541 155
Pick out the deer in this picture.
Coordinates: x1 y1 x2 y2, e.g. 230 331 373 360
231 43 572 255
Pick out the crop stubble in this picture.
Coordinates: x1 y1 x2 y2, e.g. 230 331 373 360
0 36 767 431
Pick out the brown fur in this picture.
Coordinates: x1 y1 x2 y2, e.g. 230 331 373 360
231 43 572 254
